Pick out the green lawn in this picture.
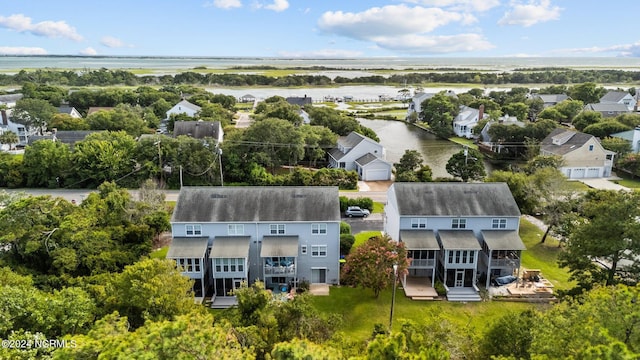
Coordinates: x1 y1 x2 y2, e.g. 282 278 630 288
311 217 571 341
447 137 478 149
372 202 384 214
612 175 640 189
150 246 168 259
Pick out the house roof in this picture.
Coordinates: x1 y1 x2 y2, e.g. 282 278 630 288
173 121 221 139
481 231 526 250
260 236 299 257
211 236 250 258
27 130 97 145
355 153 389 167
173 99 201 112
540 128 595 155
286 96 312 106
400 230 439 250
390 183 521 217
58 106 79 115
534 94 569 104
438 230 481 250
0 93 23 104
330 132 378 161
171 186 340 223
610 129 636 141
166 237 209 258
584 103 630 112
600 91 631 103
454 105 483 126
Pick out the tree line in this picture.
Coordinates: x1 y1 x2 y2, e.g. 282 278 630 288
2 67 640 87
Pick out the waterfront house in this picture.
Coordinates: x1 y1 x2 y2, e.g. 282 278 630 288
328 131 392 181
453 105 485 139
540 128 615 178
385 182 524 301
169 186 341 308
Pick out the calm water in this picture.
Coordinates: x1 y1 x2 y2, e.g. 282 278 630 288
2 55 640 72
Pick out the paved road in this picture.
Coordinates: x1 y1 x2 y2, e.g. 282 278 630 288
2 188 388 204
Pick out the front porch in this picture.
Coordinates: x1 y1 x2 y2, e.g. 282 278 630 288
402 276 439 300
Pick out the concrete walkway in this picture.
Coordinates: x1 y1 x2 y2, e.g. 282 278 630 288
578 178 629 191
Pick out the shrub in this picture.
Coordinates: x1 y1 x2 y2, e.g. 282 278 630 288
340 221 351 234
434 281 446 296
340 234 355 257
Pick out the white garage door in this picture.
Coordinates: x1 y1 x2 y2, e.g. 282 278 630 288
586 168 600 178
365 169 390 181
571 168 585 179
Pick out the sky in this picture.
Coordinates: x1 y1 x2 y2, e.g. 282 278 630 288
1 0 640 58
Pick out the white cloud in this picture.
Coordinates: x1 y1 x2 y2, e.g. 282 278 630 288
0 14 83 41
204 0 242 9
317 4 489 54
0 46 47 55
401 0 500 12
560 42 640 57
498 0 562 27
253 0 289 12
373 33 494 54
101 36 125 48
79 47 97 55
277 49 363 58
318 5 475 39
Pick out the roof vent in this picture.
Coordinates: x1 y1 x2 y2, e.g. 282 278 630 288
292 194 307 198
210 194 227 199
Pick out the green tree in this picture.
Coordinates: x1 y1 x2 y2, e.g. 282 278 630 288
559 190 640 290
573 110 603 131
421 93 458 138
86 104 148 137
584 120 631 138
0 130 18 150
272 339 341 360
243 118 304 171
48 113 90 131
12 98 57 135
102 258 196 329
70 131 137 187
601 136 633 158
446 147 486 182
569 82 607 104
341 234 410 298
22 140 72 188
479 310 539 360
502 102 529 121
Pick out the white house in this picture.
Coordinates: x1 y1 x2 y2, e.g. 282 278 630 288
385 182 524 301
166 99 201 119
453 105 485 138
0 108 36 148
406 91 457 120
541 128 615 179
58 106 83 119
600 91 636 111
328 131 392 181
169 186 341 308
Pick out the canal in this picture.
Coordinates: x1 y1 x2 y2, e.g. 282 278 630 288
357 119 493 179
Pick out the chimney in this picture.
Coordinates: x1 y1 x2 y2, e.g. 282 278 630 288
1 109 7 126
478 104 484 121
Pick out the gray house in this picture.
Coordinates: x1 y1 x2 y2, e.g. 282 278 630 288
173 120 223 143
328 131 391 181
169 186 341 307
385 183 524 301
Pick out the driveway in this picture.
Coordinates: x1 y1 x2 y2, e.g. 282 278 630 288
343 213 384 234
578 178 629 191
235 111 252 128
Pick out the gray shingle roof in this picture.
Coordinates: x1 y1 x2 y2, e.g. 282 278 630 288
400 230 439 250
171 186 340 222
390 183 520 217
167 237 209 258
438 230 481 250
338 132 368 148
355 153 382 166
481 230 526 250
540 128 594 156
173 121 221 139
600 91 630 103
211 236 250 258
584 103 629 112
174 99 201 112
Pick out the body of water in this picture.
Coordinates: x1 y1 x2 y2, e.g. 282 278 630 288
2 55 640 73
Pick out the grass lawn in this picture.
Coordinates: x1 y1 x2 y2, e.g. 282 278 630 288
311 217 571 341
611 175 640 189
561 180 591 191
150 246 168 259
447 137 478 149
372 202 384 214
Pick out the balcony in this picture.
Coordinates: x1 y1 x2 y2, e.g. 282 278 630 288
264 264 296 275
490 257 520 267
409 258 435 268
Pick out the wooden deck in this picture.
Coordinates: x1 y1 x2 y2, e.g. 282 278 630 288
402 276 439 300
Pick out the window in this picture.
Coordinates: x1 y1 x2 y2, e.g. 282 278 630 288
311 245 327 257
228 224 244 235
452 218 466 229
588 144 594 151
215 258 244 272
492 218 507 229
411 218 427 229
194 259 200 272
185 224 202 236
301 245 307 255
270 224 285 235
312 223 327 235
187 258 193 272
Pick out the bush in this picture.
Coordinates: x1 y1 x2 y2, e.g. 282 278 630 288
339 196 373 212
340 234 355 257
434 281 446 296
340 221 351 234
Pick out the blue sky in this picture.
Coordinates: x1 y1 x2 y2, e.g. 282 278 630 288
1 0 639 58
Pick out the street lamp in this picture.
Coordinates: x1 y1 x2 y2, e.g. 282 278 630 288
389 263 398 332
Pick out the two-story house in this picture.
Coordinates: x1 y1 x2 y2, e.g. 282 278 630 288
328 131 392 181
541 128 615 179
453 105 485 138
385 182 524 301
168 186 341 308
600 90 636 111
173 120 224 143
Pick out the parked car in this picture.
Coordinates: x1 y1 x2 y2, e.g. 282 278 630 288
345 206 370 218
